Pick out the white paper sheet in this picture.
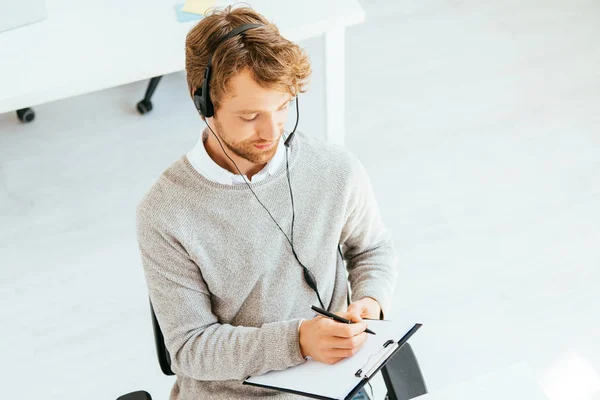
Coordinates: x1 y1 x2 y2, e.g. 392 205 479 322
245 319 418 399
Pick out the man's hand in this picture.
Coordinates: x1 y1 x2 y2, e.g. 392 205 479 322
346 297 382 321
299 315 368 365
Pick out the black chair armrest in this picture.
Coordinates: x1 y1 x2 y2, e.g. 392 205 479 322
150 298 175 376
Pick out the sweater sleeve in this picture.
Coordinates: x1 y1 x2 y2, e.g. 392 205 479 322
340 157 399 319
136 205 306 381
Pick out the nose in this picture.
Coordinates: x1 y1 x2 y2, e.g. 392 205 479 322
258 113 282 142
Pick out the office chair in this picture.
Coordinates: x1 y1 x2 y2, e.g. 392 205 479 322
119 299 427 400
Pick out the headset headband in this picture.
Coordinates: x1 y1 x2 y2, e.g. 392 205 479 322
206 23 263 67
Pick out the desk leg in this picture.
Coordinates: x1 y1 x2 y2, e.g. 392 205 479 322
324 27 346 146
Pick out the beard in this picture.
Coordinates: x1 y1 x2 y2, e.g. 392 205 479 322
214 119 281 165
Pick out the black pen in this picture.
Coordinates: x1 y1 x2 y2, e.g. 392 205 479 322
311 305 376 335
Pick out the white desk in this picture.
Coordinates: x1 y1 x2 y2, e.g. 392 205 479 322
415 363 549 400
0 0 364 145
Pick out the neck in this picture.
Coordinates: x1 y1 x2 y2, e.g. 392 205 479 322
204 131 266 181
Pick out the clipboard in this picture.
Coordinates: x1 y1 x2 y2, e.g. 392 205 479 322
243 322 423 399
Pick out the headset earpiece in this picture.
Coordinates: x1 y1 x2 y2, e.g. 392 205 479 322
193 64 214 118
193 87 203 113
192 23 262 119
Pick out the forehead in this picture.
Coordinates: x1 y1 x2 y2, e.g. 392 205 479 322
220 68 290 112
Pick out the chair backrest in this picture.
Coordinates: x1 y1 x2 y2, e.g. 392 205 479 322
149 298 175 376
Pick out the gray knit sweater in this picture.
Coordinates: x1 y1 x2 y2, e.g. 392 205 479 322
136 132 398 399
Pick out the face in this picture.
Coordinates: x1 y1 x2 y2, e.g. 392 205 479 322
210 68 292 165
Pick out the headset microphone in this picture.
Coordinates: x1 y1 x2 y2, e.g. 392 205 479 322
284 96 300 147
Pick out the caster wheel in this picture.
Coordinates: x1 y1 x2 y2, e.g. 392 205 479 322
137 100 153 115
16 108 35 123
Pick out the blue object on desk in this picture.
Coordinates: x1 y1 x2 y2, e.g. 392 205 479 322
174 4 204 22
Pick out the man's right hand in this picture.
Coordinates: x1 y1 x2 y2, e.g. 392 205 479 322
298 312 369 365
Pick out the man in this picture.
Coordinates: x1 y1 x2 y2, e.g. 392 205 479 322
136 5 397 400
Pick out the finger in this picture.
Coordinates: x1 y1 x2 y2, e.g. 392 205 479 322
337 310 363 323
328 332 367 350
324 357 345 365
348 311 363 323
327 346 362 358
346 303 361 315
330 321 368 338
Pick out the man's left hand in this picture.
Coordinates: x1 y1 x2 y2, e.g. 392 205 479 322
345 297 381 321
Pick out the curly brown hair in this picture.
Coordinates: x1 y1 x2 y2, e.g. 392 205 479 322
185 5 312 114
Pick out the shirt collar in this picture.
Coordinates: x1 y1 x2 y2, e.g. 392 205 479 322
186 128 285 185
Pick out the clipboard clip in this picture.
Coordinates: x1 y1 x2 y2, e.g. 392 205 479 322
354 339 397 378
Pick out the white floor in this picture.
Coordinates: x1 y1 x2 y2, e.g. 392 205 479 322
1 1 599 399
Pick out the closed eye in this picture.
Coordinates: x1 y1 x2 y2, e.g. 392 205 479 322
240 115 257 122
239 101 290 122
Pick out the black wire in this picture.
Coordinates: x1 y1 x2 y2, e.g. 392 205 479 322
285 147 295 246
285 94 300 247
201 99 325 309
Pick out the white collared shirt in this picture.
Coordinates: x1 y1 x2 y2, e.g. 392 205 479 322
186 128 285 185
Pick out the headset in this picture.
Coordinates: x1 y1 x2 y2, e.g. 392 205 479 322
192 23 346 311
